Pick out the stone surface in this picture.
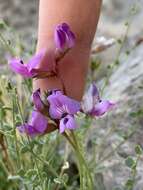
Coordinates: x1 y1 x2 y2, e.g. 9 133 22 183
98 44 143 190
0 0 38 41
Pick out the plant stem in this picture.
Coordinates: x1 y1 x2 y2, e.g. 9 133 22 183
0 32 15 55
12 94 21 169
71 131 93 187
64 131 94 190
54 142 69 190
30 150 58 178
34 158 45 190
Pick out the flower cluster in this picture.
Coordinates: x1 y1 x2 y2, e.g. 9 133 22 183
9 23 75 79
9 23 115 137
18 89 81 136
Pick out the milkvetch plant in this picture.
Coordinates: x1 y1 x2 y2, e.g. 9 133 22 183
9 23 114 136
8 23 115 189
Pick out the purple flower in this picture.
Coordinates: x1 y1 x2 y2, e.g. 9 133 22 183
89 100 115 117
54 23 75 52
9 50 46 78
60 115 77 133
17 111 48 137
47 92 80 119
90 82 101 103
87 83 115 117
47 90 80 133
32 89 45 112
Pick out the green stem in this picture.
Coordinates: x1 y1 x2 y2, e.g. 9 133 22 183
0 32 15 55
34 158 44 190
0 127 14 174
54 142 69 190
63 132 84 190
15 90 25 123
30 150 58 178
71 131 93 188
64 131 94 190
132 155 140 189
0 159 9 176
12 94 21 169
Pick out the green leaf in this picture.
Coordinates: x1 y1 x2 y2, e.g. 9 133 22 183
20 146 29 154
62 173 69 183
47 179 52 190
0 19 6 29
125 157 135 168
18 169 25 177
135 145 143 155
2 106 12 111
54 178 62 184
125 179 134 189
25 169 38 178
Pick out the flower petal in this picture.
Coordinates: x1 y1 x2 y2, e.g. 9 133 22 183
60 23 75 48
9 58 31 78
60 23 70 32
66 30 75 48
47 94 80 119
32 89 44 111
27 50 45 72
29 111 48 133
89 100 115 117
54 28 66 50
17 124 39 137
59 115 77 133
59 119 66 133
54 23 75 52
89 82 101 103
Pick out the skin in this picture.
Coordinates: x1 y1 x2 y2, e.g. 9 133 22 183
34 0 102 101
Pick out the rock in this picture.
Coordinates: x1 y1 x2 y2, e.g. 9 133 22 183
91 44 143 190
97 0 143 38
0 0 38 41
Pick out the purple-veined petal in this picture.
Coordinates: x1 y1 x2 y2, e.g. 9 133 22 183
47 94 81 119
27 50 45 72
66 30 75 48
60 23 70 32
32 89 44 111
89 82 101 104
60 23 75 48
59 120 66 133
17 111 48 137
82 82 101 113
55 28 66 50
9 58 31 78
59 115 77 133
29 111 48 133
48 95 64 119
89 100 115 117
54 23 75 52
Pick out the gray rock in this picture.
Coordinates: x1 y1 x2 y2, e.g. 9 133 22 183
92 44 143 190
0 0 38 40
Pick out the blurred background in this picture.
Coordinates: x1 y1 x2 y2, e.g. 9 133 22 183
0 0 143 44
0 0 143 189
